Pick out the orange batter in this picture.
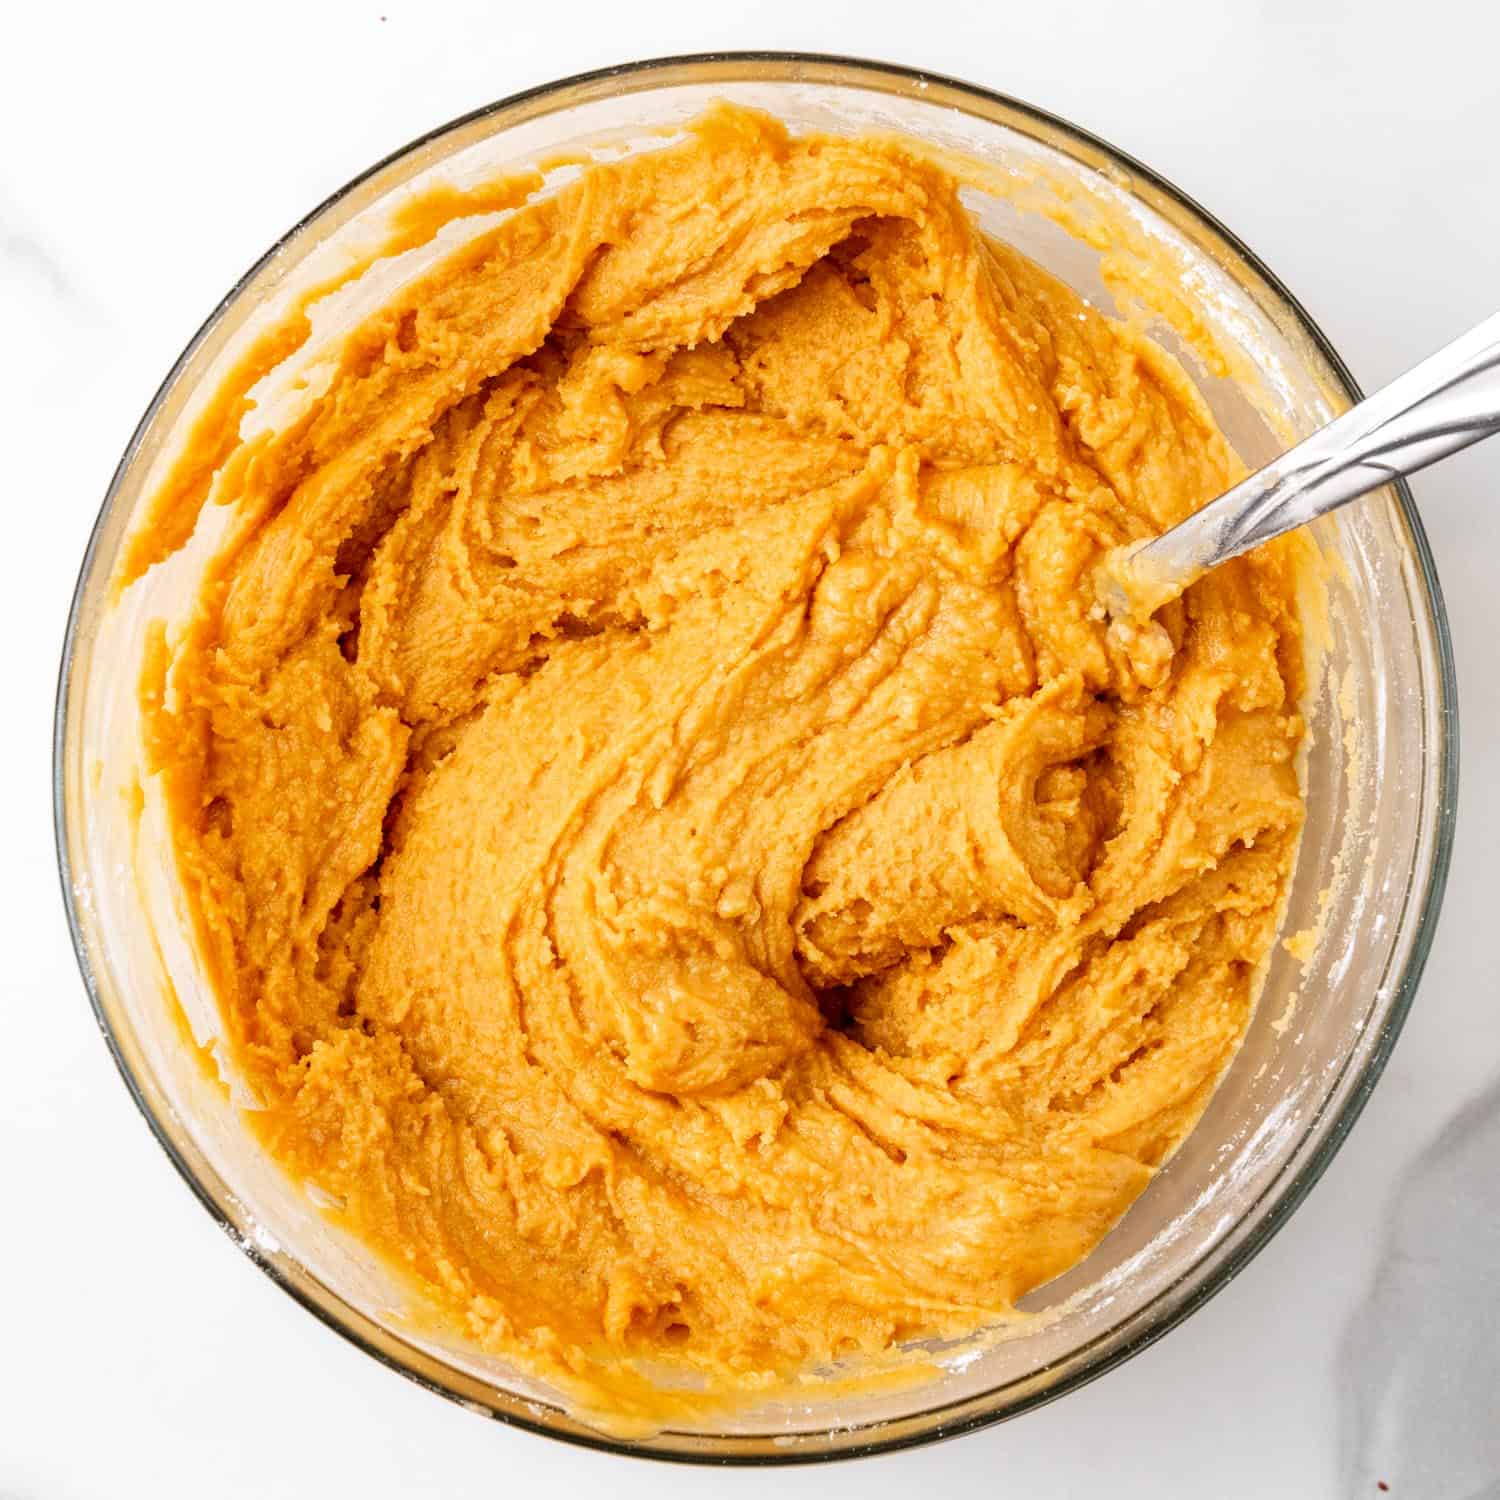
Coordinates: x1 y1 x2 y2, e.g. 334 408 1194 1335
137 105 1307 1415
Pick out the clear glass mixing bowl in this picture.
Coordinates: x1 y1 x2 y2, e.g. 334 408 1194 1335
54 53 1458 1463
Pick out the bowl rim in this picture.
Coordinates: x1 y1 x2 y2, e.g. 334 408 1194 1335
53 49 1460 1466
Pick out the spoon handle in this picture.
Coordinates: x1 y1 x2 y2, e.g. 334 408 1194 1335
1129 309 1500 588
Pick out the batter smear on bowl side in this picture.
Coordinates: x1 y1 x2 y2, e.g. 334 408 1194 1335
135 105 1308 1416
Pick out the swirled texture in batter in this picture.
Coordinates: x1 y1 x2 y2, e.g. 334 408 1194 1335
141 106 1307 1415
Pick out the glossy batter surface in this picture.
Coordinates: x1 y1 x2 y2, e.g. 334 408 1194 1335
141 107 1307 1414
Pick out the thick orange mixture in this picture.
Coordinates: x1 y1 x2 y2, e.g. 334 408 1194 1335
139 107 1307 1414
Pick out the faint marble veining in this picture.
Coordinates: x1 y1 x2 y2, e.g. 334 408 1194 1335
1 221 77 303
1339 1079 1500 1498
0 195 107 333
0 199 114 419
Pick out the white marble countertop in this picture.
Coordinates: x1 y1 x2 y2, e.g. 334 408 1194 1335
4 1 1497 1494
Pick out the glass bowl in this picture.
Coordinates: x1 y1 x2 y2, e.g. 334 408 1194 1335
54 53 1458 1463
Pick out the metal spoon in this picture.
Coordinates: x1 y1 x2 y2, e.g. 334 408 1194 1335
1100 310 1500 621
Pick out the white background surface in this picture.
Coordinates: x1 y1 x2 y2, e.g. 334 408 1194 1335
4 1 1498 1494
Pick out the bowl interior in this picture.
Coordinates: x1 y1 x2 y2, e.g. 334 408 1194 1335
57 58 1453 1461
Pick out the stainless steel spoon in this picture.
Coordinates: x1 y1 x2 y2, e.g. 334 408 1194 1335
1100 310 1500 621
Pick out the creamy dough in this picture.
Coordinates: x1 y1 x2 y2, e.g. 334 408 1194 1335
139 106 1308 1414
